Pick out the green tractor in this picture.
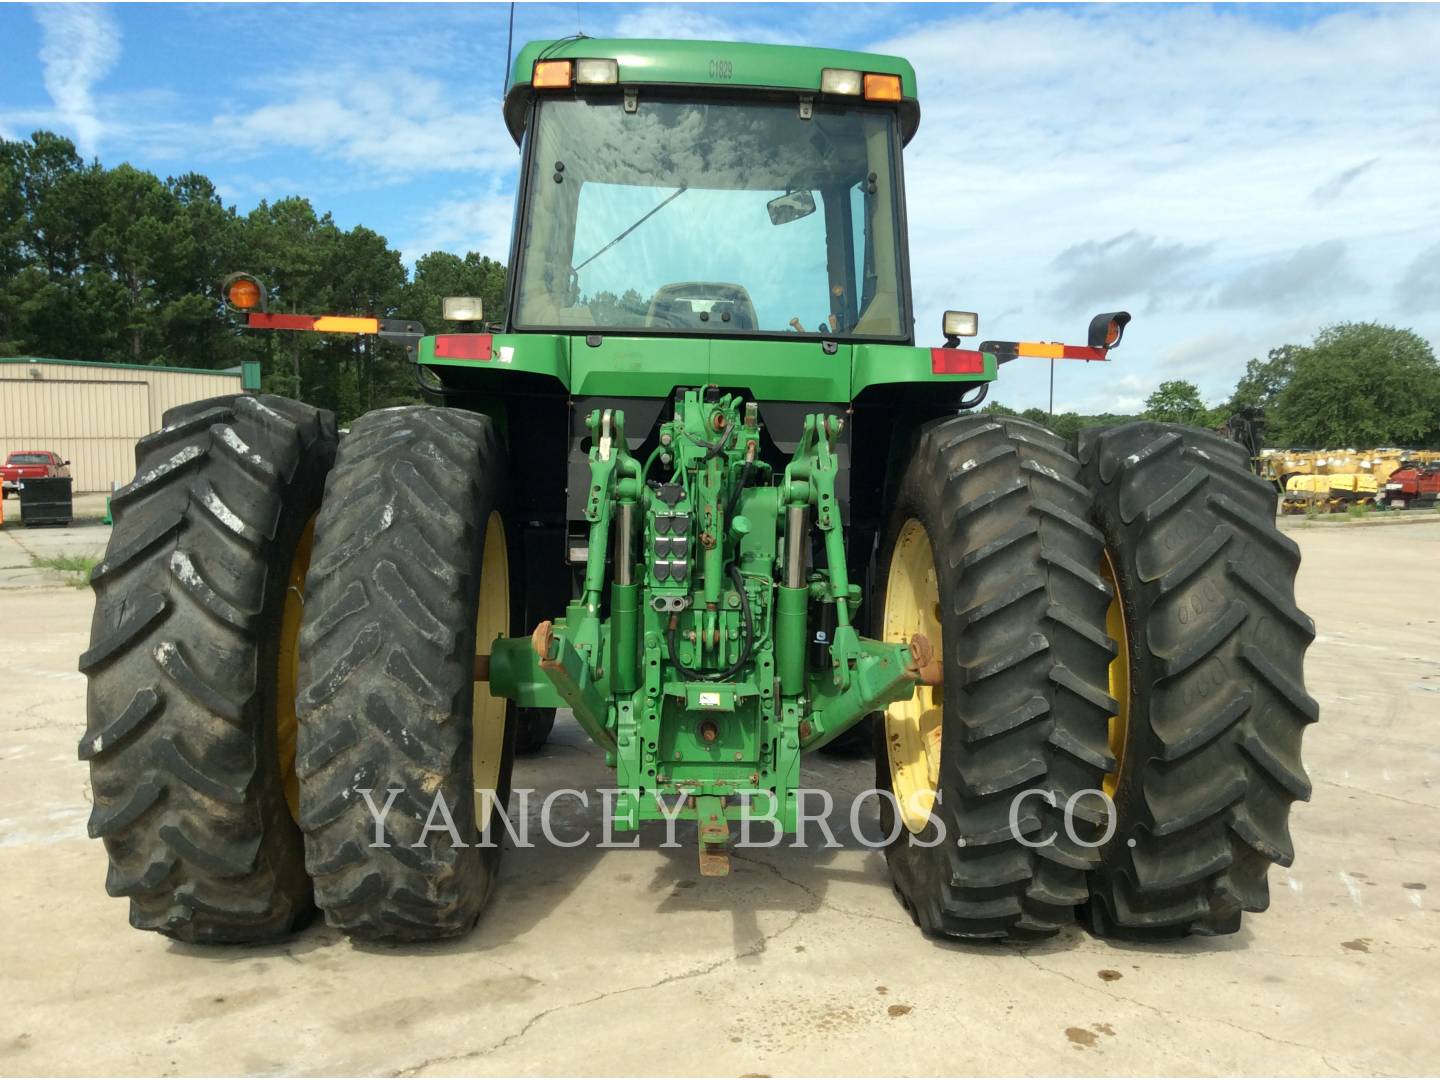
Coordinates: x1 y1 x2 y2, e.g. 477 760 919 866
79 38 1316 945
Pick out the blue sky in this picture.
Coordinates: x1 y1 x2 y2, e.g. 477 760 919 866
3 2 1438 414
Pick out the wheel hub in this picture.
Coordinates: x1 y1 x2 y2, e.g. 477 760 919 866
882 518 944 833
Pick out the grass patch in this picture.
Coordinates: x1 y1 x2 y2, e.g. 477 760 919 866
31 553 100 585
1347 503 1371 519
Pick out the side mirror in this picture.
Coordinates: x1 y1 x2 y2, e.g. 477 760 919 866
442 296 485 321
767 190 817 226
1087 311 1131 350
942 310 978 345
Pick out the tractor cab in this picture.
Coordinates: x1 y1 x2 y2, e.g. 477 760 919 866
501 41 915 344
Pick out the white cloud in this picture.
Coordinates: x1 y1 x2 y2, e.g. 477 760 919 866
1048 231 1213 312
397 180 516 268
881 4 1440 411
612 5 788 43
1395 242 1440 314
1311 158 1380 206
212 68 518 179
33 4 121 157
609 4 874 46
1213 240 1367 310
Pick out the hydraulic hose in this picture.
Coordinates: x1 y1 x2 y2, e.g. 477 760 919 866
667 566 754 683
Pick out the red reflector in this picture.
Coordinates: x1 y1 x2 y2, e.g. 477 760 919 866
247 313 318 331
930 348 986 375
433 334 493 361
1061 345 1109 361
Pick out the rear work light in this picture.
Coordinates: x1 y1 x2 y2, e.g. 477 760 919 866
442 296 484 322
533 59 573 89
863 73 903 102
575 58 619 85
942 310 979 339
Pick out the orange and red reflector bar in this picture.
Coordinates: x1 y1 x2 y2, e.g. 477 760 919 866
1014 342 1110 361
432 334 494 361
246 313 379 334
931 348 987 375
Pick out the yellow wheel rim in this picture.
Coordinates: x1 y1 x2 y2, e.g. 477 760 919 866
472 510 509 824
275 514 316 822
882 519 944 833
1100 549 1131 799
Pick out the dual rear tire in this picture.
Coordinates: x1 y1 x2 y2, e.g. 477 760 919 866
80 395 335 943
294 406 518 941
876 416 1315 941
874 416 1115 939
1076 423 1316 935
81 402 523 944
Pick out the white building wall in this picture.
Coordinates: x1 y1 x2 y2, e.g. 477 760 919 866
0 359 244 492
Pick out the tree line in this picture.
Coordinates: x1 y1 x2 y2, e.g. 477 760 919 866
1 131 506 423
986 320 1440 449
5 130 1437 446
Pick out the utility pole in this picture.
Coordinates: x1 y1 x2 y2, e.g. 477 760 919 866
1049 357 1055 416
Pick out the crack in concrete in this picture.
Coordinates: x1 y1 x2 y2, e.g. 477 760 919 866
730 850 909 927
388 910 806 1076
1010 948 1375 1075
1316 779 1439 812
388 851 906 1075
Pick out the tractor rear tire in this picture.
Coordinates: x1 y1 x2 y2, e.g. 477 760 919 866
875 415 1116 940
1077 422 1317 936
295 406 517 943
80 394 336 943
514 707 556 755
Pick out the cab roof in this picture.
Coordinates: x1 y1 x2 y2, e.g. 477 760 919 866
503 37 920 145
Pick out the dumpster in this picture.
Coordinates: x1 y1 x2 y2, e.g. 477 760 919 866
19 476 73 526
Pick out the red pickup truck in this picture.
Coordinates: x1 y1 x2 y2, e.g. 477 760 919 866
1 450 71 498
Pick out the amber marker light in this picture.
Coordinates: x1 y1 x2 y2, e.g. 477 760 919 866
533 60 574 89
220 272 267 314
863 73 902 102
228 279 260 310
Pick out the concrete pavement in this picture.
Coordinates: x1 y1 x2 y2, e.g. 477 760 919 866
0 524 1436 1076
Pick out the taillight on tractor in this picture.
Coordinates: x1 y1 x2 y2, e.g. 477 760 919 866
433 334 494 361
930 348 986 375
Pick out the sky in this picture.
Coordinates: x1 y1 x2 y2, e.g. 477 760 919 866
2 1 1438 414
